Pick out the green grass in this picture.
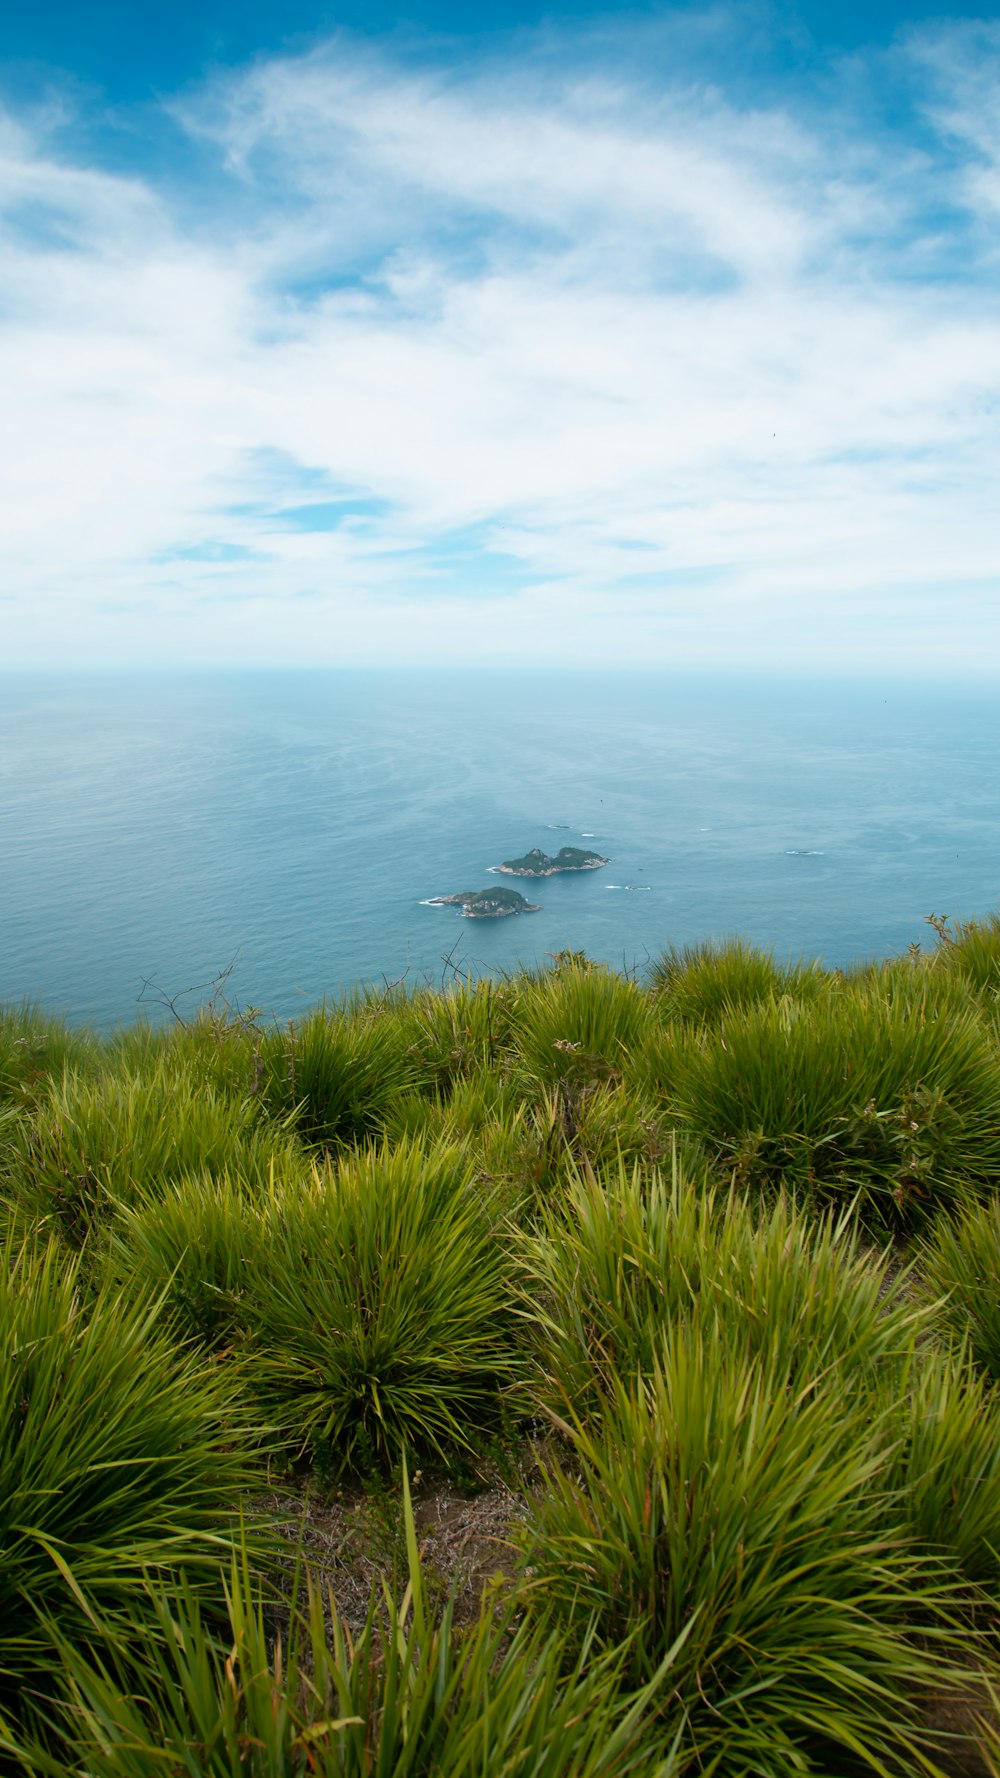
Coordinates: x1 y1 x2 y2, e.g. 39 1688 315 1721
393 978 518 1093
0 1241 257 1739
102 1165 280 1349
11 931 1000 1774
878 1344 1000 1587
520 1319 970 1776
521 1158 918 1423
241 1135 521 1475
933 911 1000 1005
258 1004 419 1148
649 937 826 1026
0 1004 97 1109
919 1199 1000 1381
22 1476 679 1778
660 977 1000 1223
109 1008 263 1100
511 960 655 1088
7 1059 296 1247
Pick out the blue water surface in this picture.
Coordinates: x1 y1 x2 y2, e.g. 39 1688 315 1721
1 669 998 1029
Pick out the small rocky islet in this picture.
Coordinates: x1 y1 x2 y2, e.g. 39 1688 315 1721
490 845 609 878
427 843 609 918
425 887 541 919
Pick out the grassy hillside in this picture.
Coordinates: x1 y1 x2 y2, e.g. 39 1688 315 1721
5 920 1000 1773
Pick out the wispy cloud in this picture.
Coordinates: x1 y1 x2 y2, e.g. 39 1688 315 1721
2 16 999 669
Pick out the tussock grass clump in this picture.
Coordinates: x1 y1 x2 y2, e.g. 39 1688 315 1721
506 1083 675 1205
9 1061 293 1246
880 1345 1000 1587
520 1321 968 1776
243 1137 520 1475
649 937 826 1027
919 1199 1000 1381
0 1004 96 1108
522 1161 915 1422
381 1067 523 1148
110 1010 262 1100
0 1242 255 1734
933 911 1000 1005
15 930 1000 1773
663 981 1000 1223
28 1482 671 1778
511 962 655 1088
395 979 518 1093
258 1006 418 1148
103 1163 291 1349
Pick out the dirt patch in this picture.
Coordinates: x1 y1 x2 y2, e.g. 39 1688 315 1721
921 1676 995 1778
253 1445 540 1631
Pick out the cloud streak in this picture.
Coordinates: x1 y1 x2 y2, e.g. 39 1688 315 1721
2 16 999 670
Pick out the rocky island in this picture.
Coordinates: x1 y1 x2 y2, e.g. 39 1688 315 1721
490 845 609 878
425 887 541 919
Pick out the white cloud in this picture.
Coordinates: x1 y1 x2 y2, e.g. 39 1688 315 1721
2 19 1000 670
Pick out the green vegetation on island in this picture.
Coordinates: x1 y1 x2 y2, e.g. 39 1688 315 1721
492 844 609 876
8 915 1000 1770
426 886 541 917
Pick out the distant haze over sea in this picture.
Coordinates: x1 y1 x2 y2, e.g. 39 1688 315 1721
2 670 998 1030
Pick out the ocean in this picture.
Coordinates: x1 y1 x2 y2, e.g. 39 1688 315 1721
1 669 998 1031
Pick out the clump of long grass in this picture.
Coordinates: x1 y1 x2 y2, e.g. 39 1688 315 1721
879 1344 1000 1588
521 1159 915 1423
242 1136 520 1475
9 1060 295 1246
110 1008 264 1101
970 1669 1000 1778
918 1200 1000 1382
102 1161 295 1349
511 961 655 1089
0 1241 256 1737
22 1474 677 1778
649 938 826 1027
0 1004 96 1109
520 1318 970 1776
395 978 518 1094
258 1006 419 1149
931 911 1000 1005
660 978 1000 1222
504 1081 674 1207
380 1066 522 1147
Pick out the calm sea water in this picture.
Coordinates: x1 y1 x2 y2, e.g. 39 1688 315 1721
2 670 998 1031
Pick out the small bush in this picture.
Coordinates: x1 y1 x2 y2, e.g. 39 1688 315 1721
0 1241 255 1733
242 1137 520 1474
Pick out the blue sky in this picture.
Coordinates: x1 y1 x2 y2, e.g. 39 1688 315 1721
2 1 999 670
